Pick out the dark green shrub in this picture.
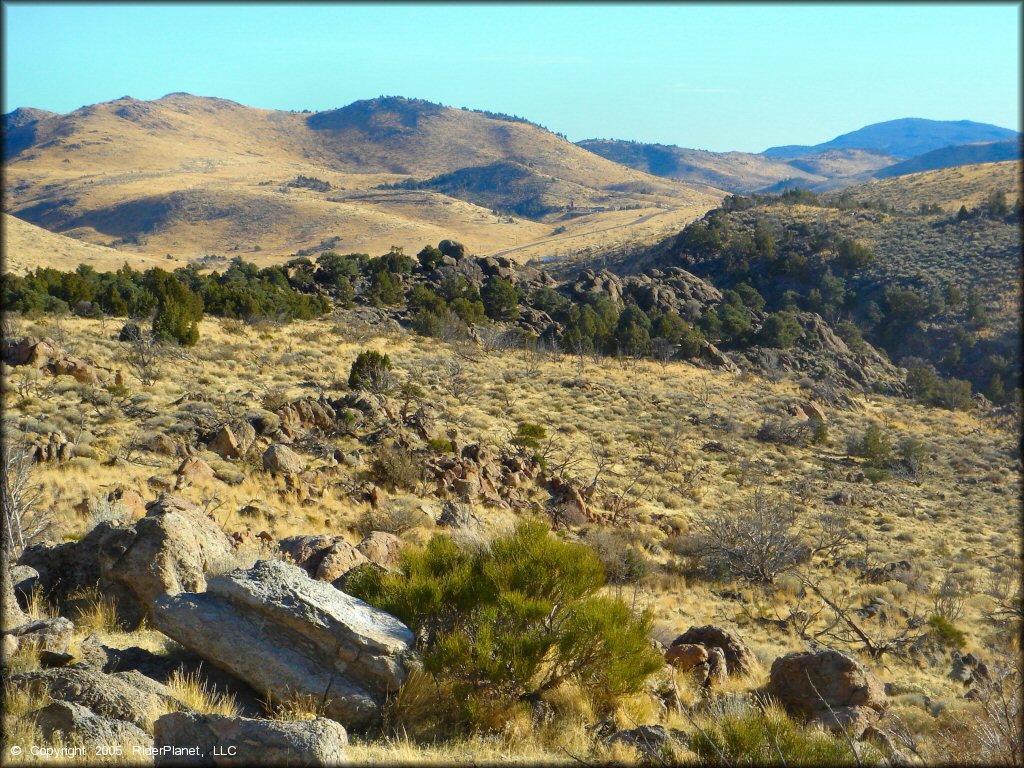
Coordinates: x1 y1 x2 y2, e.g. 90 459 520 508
850 424 892 468
152 276 202 346
511 422 546 452
346 522 662 728
348 350 393 392
480 276 520 321
837 238 874 270
928 615 966 648
759 311 802 349
417 245 444 271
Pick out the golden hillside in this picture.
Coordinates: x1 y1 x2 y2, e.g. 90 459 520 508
2 94 722 267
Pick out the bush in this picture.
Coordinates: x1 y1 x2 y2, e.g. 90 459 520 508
928 615 966 648
346 522 662 728
850 424 892 469
369 443 420 491
348 350 393 392
837 238 875 270
688 700 872 765
152 276 202 346
759 311 802 349
510 422 546 452
480 276 520 321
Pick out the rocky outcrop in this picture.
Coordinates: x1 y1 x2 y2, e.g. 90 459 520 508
20 493 234 623
671 625 755 677
31 431 76 463
97 494 237 615
278 535 369 582
262 443 304 475
152 558 418 728
277 397 339 439
356 531 401 570
1 337 101 384
207 421 257 460
35 700 153 747
154 713 347 767
767 649 886 735
4 617 74 655
11 665 181 732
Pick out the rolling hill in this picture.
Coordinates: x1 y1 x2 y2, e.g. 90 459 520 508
1 94 722 270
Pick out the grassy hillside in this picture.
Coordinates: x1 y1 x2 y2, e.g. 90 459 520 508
616 162 1022 399
2 94 721 267
2 309 1019 763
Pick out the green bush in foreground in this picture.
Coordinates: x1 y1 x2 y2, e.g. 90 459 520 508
347 521 661 729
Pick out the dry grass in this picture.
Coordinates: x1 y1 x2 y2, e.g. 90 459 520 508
165 668 240 717
1 308 1019 765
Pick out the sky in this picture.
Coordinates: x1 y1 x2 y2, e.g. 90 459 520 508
3 3 1020 153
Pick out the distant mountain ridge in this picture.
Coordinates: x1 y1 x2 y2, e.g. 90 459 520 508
579 118 1020 194
762 118 1019 159
873 138 1022 179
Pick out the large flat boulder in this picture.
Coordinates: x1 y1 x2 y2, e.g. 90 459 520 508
152 558 417 728
154 712 346 766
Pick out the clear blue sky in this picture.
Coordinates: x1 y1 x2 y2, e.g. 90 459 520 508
3 2 1020 153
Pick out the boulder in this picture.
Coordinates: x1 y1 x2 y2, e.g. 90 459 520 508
97 494 237 615
35 700 153 747
208 420 257 460
706 646 728 687
5 617 74 655
32 432 76 463
3 545 27 628
10 664 181 732
50 356 99 384
277 398 338 439
11 564 41 602
278 535 343 576
154 713 346 767
356 531 401 570
664 643 708 672
672 625 755 677
767 649 886 736
152 558 418 728
176 457 217 484
1 336 58 367
316 542 368 582
263 443 304 475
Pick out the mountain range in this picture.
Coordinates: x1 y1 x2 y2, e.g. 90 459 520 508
2 94 1020 268
580 118 1020 194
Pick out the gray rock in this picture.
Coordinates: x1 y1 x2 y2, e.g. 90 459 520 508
152 558 418 728
154 712 346 766
10 665 182 732
767 649 886 736
262 443 304 475
97 493 237 615
35 700 153 747
6 617 74 655
12 564 41 602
